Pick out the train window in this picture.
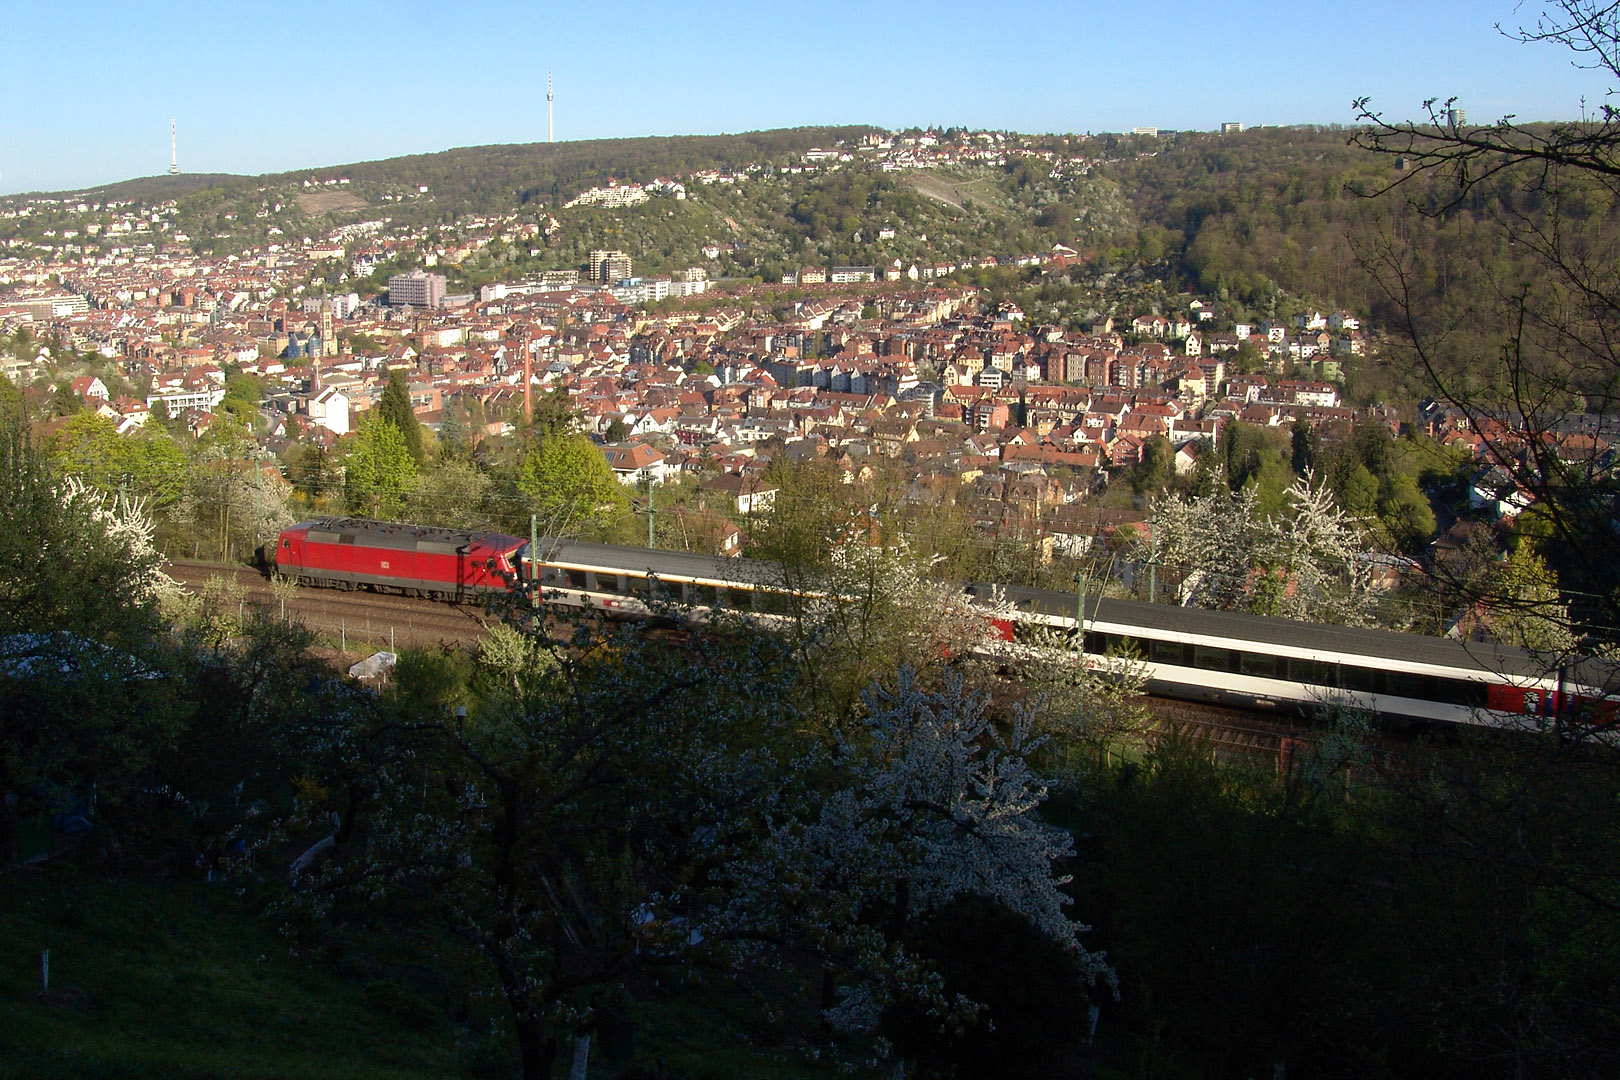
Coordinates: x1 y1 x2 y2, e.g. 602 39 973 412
1341 665 1380 694
281 539 291 548
755 590 794 615
1193 646 1234 672
565 569 588 590
1385 671 1436 700
1433 678 1489 708
1083 631 1107 653
690 584 724 608
1289 658 1338 686
1239 652 1281 679
1107 635 1143 659
541 567 566 585
1149 639 1189 666
591 573 625 594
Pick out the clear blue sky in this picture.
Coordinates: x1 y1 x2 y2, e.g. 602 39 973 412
3 0 1612 195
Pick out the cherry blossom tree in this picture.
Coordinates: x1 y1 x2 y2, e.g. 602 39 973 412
1141 472 1376 626
711 665 1113 1039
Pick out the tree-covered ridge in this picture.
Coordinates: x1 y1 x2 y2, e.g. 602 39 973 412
5 120 1606 335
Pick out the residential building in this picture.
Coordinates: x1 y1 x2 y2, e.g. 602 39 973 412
589 249 633 283
388 270 447 308
601 441 671 484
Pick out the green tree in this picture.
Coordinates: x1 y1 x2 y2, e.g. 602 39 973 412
345 416 418 518
1492 543 1577 653
405 458 491 530
436 401 469 460
526 387 576 437
1290 419 1319 475
0 375 22 419
47 412 187 505
219 372 265 427
0 417 179 862
377 369 424 464
1338 462 1380 523
516 434 626 529
50 379 82 416
1130 434 1176 495
285 442 335 500
285 619 786 1080
0 418 167 646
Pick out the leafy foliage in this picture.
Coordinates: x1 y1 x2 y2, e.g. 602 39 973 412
516 433 626 528
0 421 167 645
345 415 419 518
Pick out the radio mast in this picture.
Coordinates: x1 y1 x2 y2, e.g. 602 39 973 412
169 119 180 175
547 71 554 143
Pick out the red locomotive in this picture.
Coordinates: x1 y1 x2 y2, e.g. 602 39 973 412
274 518 526 600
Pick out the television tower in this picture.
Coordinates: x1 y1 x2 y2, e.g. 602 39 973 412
169 119 180 175
547 70 554 143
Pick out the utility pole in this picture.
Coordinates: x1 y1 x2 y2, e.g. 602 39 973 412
530 513 540 609
253 460 262 564
644 472 655 549
1074 569 1088 659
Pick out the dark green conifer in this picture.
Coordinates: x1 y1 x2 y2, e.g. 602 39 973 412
378 368 424 464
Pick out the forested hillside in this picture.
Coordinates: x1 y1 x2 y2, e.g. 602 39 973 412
9 121 1560 331
1104 126 1397 312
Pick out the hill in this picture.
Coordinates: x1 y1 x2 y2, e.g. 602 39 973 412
2 123 1569 336
0 126 1143 282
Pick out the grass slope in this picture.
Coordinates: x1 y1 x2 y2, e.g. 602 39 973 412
0 862 463 1080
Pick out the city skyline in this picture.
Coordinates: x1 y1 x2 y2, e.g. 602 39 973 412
5 0 1613 196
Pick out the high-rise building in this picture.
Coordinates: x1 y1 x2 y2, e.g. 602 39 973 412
1447 108 1467 127
1221 121 1244 134
388 269 448 308
589 249 632 283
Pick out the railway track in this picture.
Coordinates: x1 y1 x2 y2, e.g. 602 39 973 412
1135 696 1317 760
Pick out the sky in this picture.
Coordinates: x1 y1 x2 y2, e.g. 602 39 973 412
3 0 1614 195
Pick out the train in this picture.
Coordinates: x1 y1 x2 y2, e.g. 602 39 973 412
273 517 1617 734
273 518 525 599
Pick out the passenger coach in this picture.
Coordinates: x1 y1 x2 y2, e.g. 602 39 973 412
271 522 1617 734
521 540 1617 734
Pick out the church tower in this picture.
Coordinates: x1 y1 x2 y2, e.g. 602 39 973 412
319 298 337 358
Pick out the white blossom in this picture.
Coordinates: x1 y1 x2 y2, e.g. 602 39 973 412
716 665 1113 1031
1143 472 1375 625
